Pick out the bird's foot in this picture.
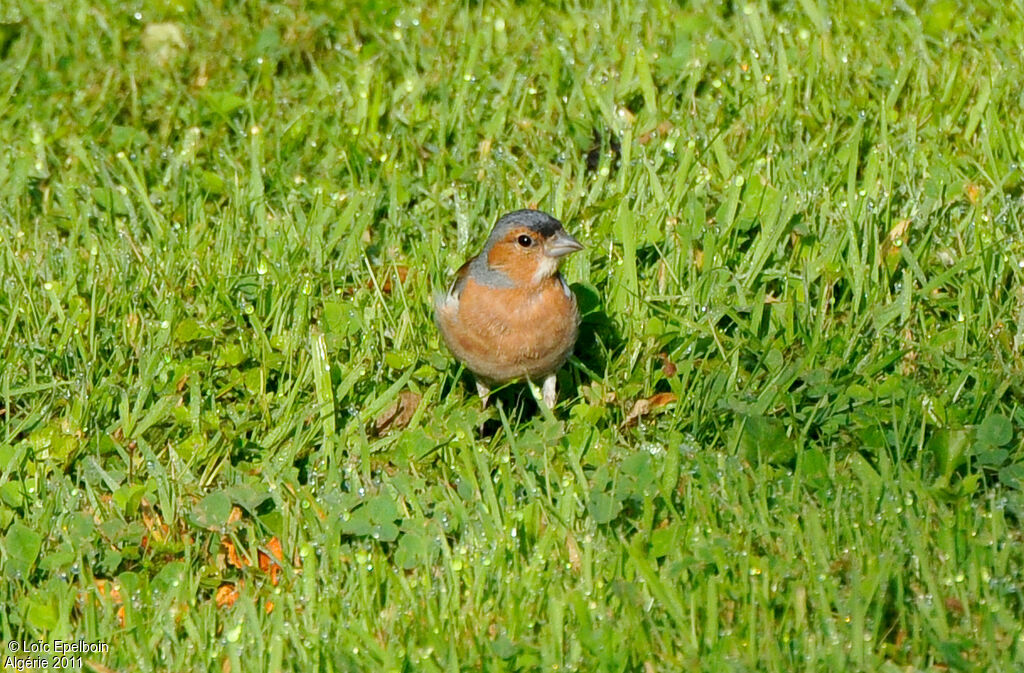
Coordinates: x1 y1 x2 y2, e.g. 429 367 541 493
476 380 491 408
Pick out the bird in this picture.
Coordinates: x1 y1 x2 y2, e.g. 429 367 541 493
434 209 584 409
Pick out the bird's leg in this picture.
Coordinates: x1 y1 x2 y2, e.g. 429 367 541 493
541 374 557 409
475 380 491 407
526 376 558 422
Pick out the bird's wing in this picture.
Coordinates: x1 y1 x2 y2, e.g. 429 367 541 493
434 259 473 313
447 259 473 299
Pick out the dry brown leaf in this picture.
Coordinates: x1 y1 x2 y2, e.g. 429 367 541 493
95 579 123 604
565 531 582 573
355 266 410 294
881 219 911 264
374 390 422 435
623 392 678 427
194 62 208 89
140 505 170 544
377 266 409 293
623 398 652 427
648 392 676 409
215 583 240 609
944 597 964 615
258 537 285 586
965 182 981 205
638 121 674 145
657 352 677 378
142 22 186 66
223 538 247 569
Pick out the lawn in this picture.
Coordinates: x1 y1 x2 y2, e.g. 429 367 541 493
1 0 1023 670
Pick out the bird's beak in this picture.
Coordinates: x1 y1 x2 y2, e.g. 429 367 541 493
544 231 584 258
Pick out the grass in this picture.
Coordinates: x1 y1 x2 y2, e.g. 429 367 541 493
1 0 1023 670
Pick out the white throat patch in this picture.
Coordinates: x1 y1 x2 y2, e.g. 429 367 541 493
532 254 560 285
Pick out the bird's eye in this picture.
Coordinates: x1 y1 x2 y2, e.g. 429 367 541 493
517 235 533 247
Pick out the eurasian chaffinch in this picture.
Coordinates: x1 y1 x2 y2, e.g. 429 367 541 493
434 209 584 408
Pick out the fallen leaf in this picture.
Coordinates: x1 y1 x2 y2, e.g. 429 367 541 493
623 392 677 427
142 23 186 66
881 219 911 266
565 532 581 573
374 266 410 293
657 352 677 378
638 121 673 145
900 326 918 375
623 397 652 427
258 537 285 585
965 182 981 205
141 504 171 543
194 62 208 89
95 579 123 604
223 538 247 569
215 583 240 609
374 390 422 435
648 392 676 408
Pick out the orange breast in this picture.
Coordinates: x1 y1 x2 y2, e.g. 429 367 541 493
437 276 579 384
